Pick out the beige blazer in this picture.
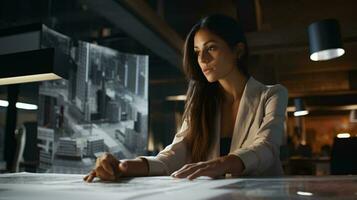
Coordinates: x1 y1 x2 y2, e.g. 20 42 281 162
141 77 288 176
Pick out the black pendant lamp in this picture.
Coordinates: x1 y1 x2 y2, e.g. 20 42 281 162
0 48 67 85
308 19 345 61
0 23 68 85
294 98 309 117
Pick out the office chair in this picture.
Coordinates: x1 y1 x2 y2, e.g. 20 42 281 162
12 124 26 172
330 136 357 175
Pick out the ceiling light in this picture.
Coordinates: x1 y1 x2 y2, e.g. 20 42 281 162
0 48 67 85
337 133 351 138
294 98 309 117
308 19 345 61
297 191 313 196
166 95 186 101
0 99 38 110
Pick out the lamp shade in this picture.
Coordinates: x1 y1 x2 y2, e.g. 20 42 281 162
294 98 309 117
308 19 345 61
0 48 68 85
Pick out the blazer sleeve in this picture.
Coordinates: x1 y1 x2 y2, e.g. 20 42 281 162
230 85 288 175
138 120 189 176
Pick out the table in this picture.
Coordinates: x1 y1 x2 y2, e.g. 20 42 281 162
0 172 356 199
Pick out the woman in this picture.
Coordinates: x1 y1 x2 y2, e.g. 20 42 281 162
83 14 288 182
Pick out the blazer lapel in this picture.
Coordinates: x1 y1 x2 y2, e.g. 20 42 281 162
230 77 262 150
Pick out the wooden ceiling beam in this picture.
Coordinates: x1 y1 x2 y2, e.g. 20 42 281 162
278 71 354 97
248 46 357 76
121 0 184 55
85 0 184 69
246 24 357 55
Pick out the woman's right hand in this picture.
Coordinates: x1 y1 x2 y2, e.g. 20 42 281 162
83 153 128 182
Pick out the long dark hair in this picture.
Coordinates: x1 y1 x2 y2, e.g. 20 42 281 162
182 14 250 162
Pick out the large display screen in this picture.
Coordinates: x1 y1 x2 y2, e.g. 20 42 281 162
37 25 149 174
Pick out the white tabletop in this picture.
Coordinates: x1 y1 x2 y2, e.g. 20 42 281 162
0 172 356 199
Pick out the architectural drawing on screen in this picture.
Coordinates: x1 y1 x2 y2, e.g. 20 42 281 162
37 25 148 174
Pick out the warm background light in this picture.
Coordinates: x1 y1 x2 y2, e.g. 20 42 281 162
294 110 309 117
337 133 351 138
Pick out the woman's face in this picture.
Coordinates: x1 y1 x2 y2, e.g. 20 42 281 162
193 28 238 82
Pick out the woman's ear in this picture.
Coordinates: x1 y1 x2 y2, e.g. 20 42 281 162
235 42 246 59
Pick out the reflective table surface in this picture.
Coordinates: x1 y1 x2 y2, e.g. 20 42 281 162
0 172 356 200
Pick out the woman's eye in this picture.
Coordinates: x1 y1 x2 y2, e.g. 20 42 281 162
208 46 216 51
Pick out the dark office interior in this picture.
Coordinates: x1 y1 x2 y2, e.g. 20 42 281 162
0 0 357 199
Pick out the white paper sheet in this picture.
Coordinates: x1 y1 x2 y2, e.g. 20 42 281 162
0 172 239 200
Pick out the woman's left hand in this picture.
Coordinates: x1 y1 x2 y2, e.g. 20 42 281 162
171 159 225 180
171 155 245 180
